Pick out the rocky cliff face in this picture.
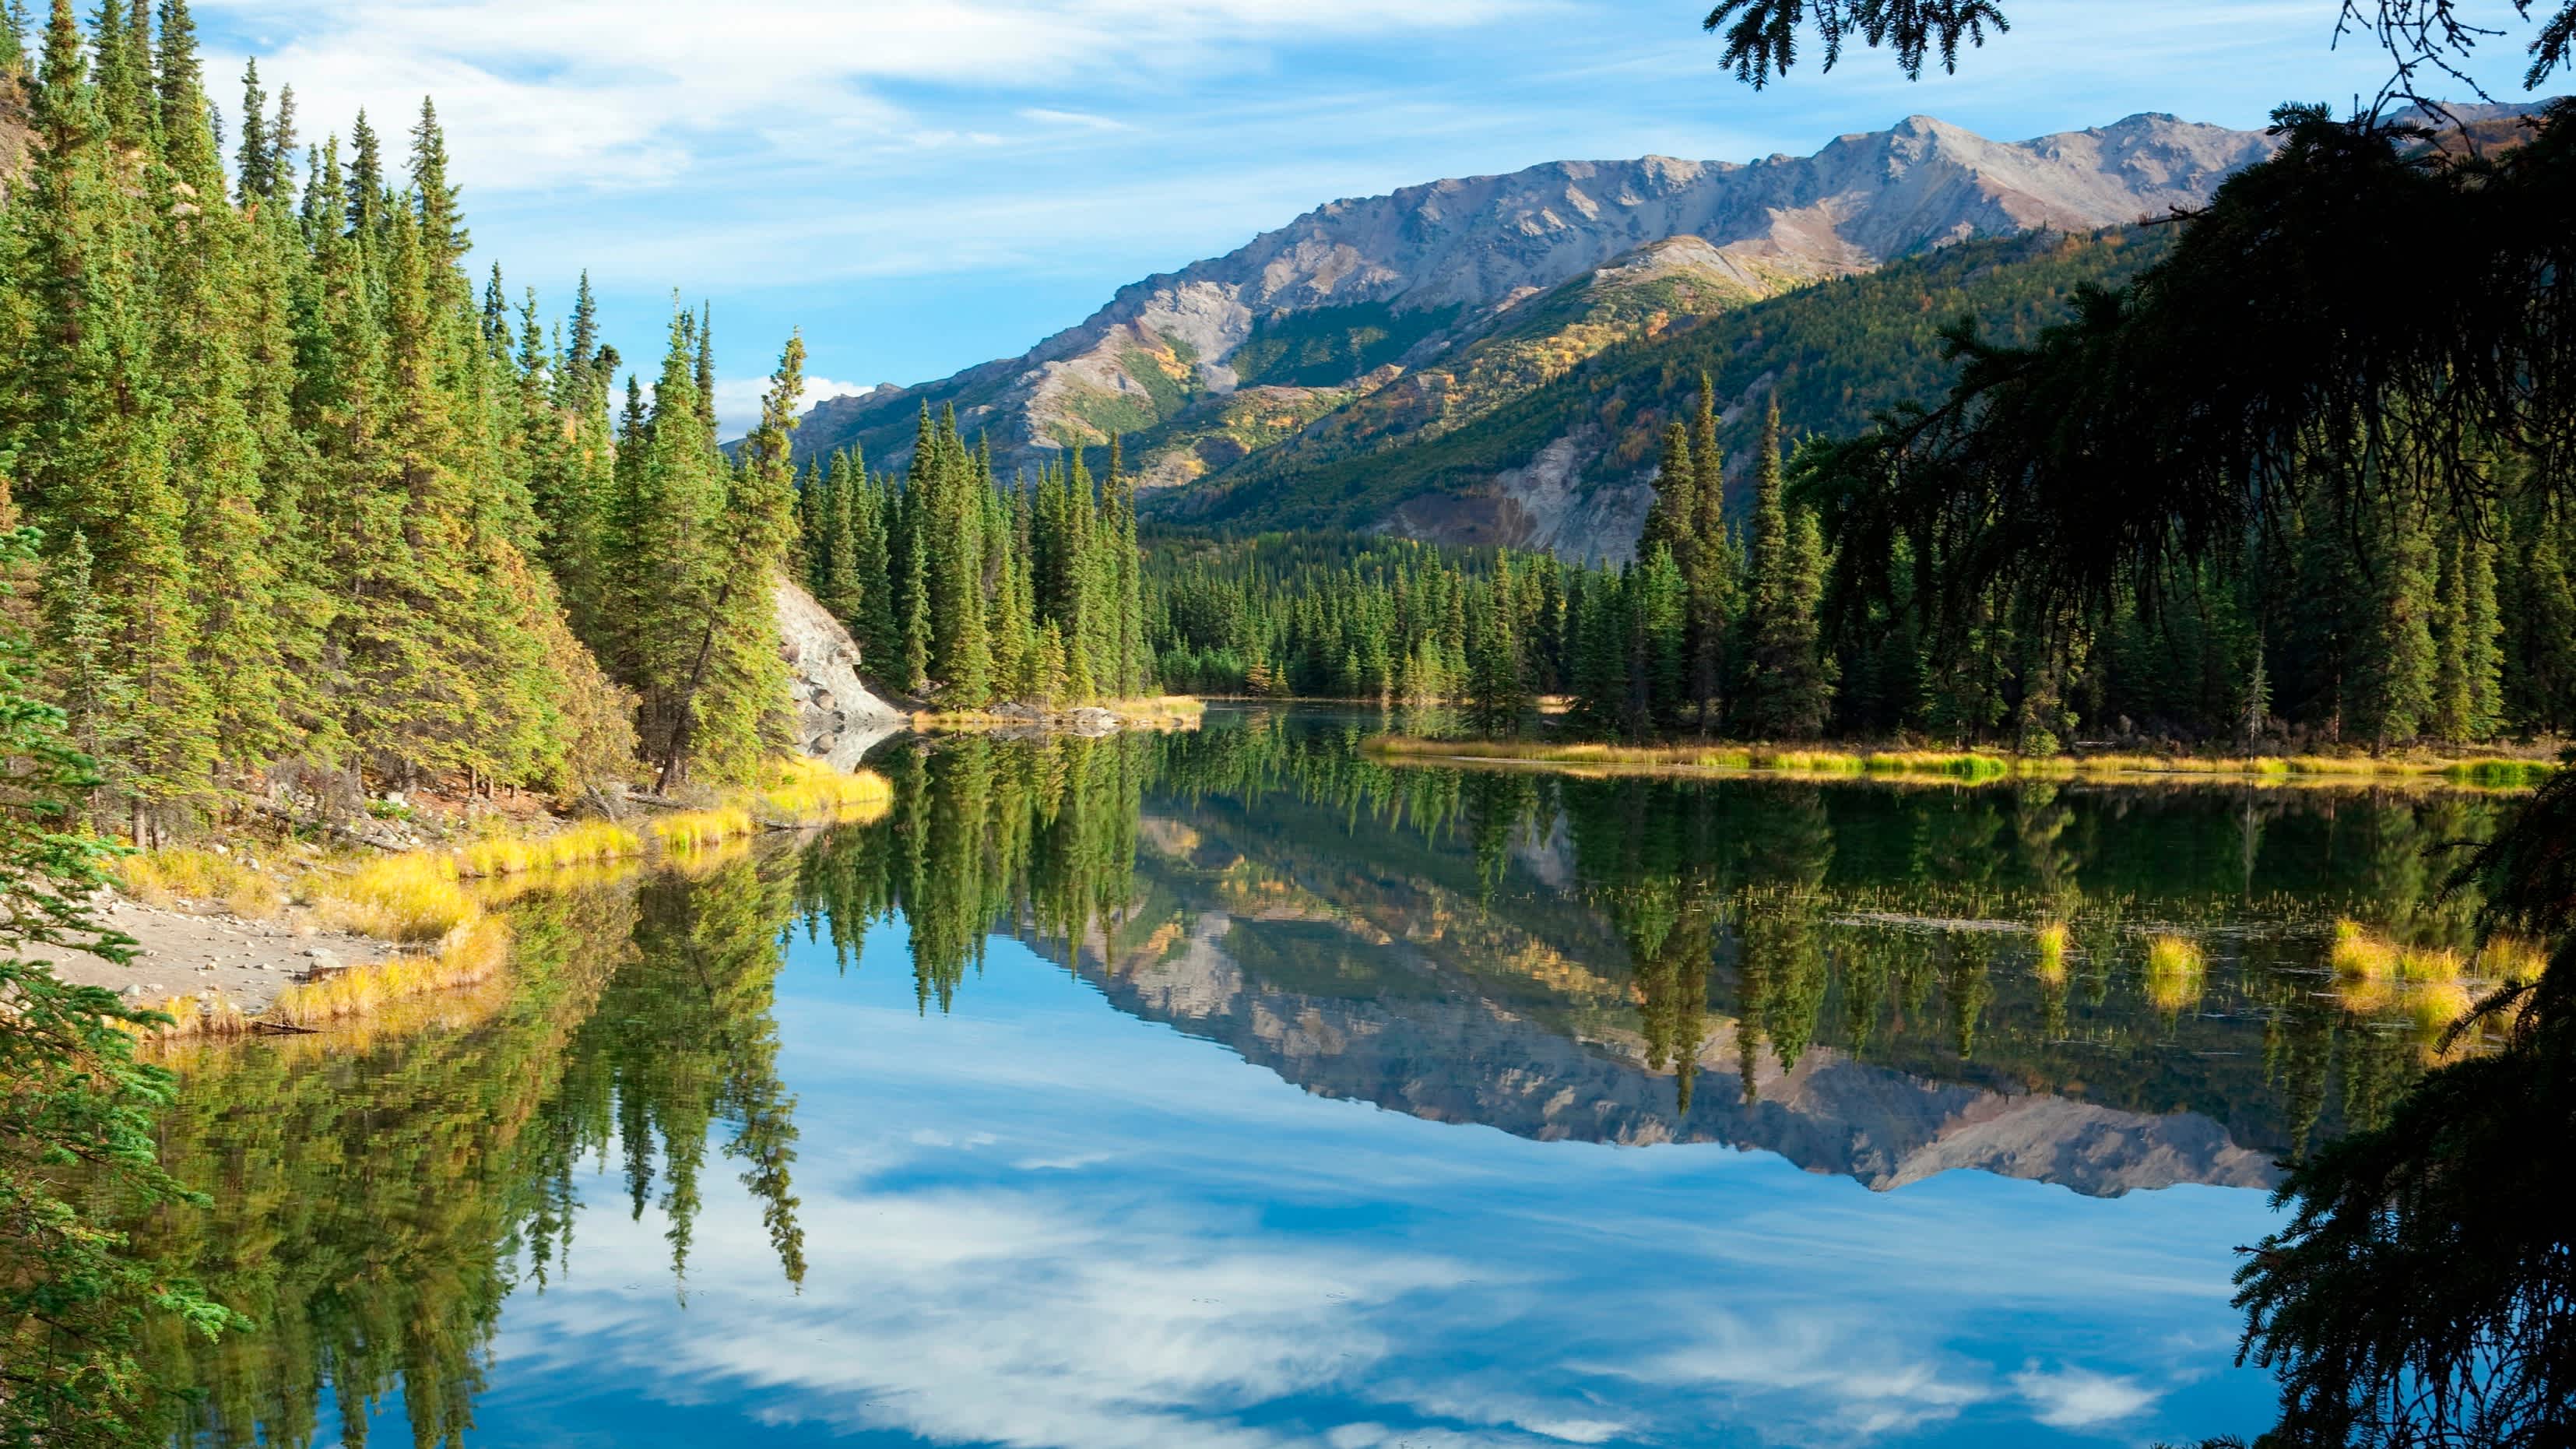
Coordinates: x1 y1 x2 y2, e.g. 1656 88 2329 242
774 579 905 768
794 111 2276 494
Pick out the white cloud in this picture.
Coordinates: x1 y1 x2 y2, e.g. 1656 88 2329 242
1021 107 1137 132
200 0 1527 193
2012 1364 2160 1428
709 373 874 438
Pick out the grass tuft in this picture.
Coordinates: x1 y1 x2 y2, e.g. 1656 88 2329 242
2329 920 2399 979
2479 936 2551 985
646 804 759 853
757 760 895 823
117 990 255 1039
2142 934 2206 1011
2406 978 2476 1043
2033 921 2069 983
2395 944 2465 983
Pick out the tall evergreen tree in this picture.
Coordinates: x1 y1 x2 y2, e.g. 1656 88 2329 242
2353 501 2437 749
1737 399 1832 738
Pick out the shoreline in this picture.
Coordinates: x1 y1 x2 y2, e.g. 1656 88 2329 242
61 761 894 1039
1362 735 2558 790
907 695 1206 734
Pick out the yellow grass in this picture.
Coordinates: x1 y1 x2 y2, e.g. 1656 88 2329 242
2396 944 2465 983
2406 978 2476 1041
467 855 646 906
2142 934 2207 1011
1362 735 2554 790
1116 695 1207 722
2033 921 2069 983
269 916 512 1027
2333 972 2401 1015
2329 920 2400 979
114 847 285 919
2479 936 2551 985
646 804 758 853
115 989 255 1039
757 759 894 823
454 820 644 877
2442 758 2557 789
913 695 1204 730
311 853 479 943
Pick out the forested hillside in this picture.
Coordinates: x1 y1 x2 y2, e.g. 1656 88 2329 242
2 2 849 842
1174 227 2174 550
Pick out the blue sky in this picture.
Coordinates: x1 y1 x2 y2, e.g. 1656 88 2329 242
188 1 2558 433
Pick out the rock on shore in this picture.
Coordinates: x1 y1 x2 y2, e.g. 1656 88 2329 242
775 578 906 767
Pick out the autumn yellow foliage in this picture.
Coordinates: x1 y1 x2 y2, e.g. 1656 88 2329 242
455 821 645 877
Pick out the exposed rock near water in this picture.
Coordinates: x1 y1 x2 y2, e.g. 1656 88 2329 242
774 579 905 768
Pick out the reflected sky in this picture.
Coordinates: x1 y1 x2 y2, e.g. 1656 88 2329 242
346 914 2281 1449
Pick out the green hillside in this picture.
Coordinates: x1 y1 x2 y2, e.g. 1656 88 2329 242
1171 226 2175 534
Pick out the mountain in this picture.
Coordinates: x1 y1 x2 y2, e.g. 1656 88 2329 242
1181 223 2177 560
793 111 2276 526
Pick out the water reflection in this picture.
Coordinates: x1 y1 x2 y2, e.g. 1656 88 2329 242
805 712 2483 1182
135 706 2510 1447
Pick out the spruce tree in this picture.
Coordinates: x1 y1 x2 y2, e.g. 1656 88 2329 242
345 106 381 232
233 58 269 202
2353 501 2437 749
19 0 214 837
2462 533 2504 740
40 528 135 825
2431 539 2473 744
1467 557 1527 736
684 332 803 783
1645 422 1696 564
1737 399 1833 739
1686 372 1737 730
617 308 734 783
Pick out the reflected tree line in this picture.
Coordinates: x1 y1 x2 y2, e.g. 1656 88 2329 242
800 716 2500 1153
133 853 814 1449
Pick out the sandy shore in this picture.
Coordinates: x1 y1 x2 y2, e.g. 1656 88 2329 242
31 896 388 1017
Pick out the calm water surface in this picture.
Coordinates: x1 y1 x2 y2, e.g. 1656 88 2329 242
141 707 2507 1448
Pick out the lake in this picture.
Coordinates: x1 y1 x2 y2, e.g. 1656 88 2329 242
139 706 2507 1449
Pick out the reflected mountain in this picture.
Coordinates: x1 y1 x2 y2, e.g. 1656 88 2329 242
1088 902 2277 1196
809 709 2493 1197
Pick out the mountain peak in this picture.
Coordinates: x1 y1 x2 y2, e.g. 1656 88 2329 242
793 110 2279 493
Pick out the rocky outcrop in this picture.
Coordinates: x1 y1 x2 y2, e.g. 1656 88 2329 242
1380 428 1654 566
773 579 905 768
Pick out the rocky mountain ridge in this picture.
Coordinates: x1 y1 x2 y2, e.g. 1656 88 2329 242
794 111 2276 500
